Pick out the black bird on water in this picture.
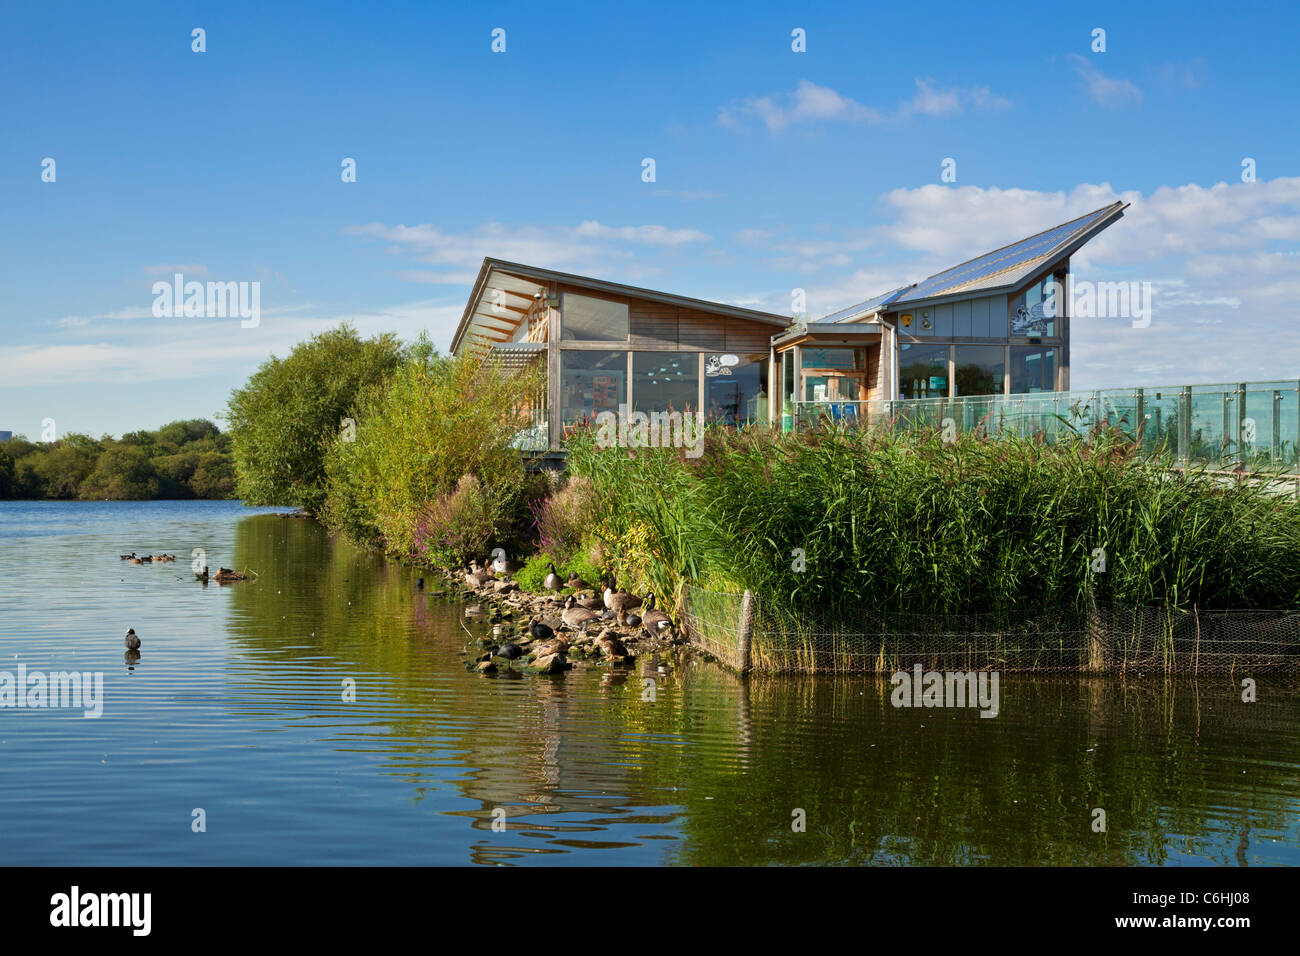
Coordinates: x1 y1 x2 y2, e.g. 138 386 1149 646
416 577 425 590
124 629 141 650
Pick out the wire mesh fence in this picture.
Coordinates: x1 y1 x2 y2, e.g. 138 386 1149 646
683 586 1300 675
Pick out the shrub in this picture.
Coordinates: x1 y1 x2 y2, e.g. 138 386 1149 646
413 474 511 569
530 475 601 565
225 324 404 513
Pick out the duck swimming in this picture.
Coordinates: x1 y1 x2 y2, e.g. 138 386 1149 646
119 552 136 560
124 628 141 650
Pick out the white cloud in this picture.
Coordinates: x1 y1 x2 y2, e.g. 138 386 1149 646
721 78 1012 132
1067 55 1143 107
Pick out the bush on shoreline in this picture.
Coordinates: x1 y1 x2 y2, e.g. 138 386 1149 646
317 341 545 562
225 324 404 514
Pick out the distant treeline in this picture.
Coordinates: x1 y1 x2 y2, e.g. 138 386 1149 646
0 419 237 500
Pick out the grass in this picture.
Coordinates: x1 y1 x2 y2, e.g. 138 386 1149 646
566 421 1300 625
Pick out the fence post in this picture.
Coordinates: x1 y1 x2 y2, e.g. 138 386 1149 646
737 589 754 675
1178 386 1192 464
1134 388 1145 444
1086 589 1111 672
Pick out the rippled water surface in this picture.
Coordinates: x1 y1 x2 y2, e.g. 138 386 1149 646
0 500 1296 865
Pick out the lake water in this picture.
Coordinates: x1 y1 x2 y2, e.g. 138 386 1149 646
0 499 1296 866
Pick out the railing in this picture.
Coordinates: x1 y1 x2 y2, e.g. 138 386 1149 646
510 408 550 452
791 380 1300 472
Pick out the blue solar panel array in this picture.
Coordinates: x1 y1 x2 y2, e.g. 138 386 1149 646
825 286 909 323
893 203 1120 305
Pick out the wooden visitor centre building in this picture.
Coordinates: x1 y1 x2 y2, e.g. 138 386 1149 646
449 202 1128 452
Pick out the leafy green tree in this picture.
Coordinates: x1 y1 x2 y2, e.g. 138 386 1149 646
189 451 237 499
78 445 161 500
225 324 403 513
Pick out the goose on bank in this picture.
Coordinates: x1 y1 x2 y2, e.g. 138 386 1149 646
561 595 602 628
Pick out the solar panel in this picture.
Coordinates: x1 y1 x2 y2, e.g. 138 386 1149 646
894 204 1118 304
824 286 909 323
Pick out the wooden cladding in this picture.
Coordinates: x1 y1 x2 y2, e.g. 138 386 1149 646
549 282 783 351
629 303 777 352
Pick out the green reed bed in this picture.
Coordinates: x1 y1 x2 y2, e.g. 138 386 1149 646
567 424 1300 636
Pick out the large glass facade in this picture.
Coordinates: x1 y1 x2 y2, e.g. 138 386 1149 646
561 350 626 424
705 352 768 426
561 292 629 341
632 352 698 414
899 343 949 399
1008 274 1060 338
954 346 1005 396
1010 346 1057 393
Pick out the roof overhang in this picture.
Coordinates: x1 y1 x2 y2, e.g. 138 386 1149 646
772 321 883 350
452 258 790 355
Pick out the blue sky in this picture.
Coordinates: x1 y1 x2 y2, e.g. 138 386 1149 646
2 0 1298 437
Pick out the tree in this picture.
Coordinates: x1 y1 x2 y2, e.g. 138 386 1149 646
78 445 161 500
224 324 404 513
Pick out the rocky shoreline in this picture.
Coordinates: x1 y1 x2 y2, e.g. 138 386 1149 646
437 570 711 677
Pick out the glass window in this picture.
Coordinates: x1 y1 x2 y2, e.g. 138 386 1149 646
899 344 949 399
800 348 863 371
954 346 1005 396
781 352 794 412
632 352 698 415
1010 347 1057 393
705 352 768 426
561 293 629 341
1008 274 1061 338
561 350 626 424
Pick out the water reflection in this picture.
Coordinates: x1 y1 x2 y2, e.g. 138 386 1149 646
217 516 1300 866
0 500 1294 866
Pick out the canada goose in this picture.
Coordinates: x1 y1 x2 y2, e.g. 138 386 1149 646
119 552 136 560
465 561 494 588
603 582 642 623
562 595 601 628
640 592 672 638
195 566 209 582
491 554 519 575
543 563 563 591
528 618 555 641
124 628 141 650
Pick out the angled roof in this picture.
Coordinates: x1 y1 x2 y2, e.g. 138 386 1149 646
452 258 790 355
830 201 1127 321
